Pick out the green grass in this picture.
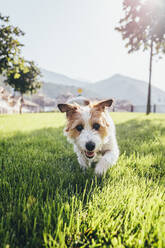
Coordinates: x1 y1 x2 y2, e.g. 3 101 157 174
0 112 165 248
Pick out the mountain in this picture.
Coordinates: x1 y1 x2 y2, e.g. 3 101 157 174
41 68 90 88
91 74 165 105
40 68 99 99
41 81 97 99
2 68 164 106
41 68 165 105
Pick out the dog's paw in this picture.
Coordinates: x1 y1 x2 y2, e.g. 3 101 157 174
94 156 111 176
94 164 107 176
78 161 88 171
79 164 87 172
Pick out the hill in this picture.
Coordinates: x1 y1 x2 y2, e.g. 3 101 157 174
40 68 99 99
41 68 90 88
91 74 165 105
2 69 165 106
41 81 98 99
41 69 165 105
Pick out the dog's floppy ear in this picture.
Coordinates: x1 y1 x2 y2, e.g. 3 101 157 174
58 103 78 113
94 99 113 111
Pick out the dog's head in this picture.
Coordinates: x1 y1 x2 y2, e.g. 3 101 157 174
58 99 113 159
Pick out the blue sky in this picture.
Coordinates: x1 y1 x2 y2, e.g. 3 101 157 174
1 0 165 90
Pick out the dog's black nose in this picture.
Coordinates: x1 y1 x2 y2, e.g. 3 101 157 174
86 141 95 151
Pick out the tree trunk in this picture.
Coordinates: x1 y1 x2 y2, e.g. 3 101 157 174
146 39 153 115
19 104 22 114
19 94 24 114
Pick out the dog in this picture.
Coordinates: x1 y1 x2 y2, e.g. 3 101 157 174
58 98 119 175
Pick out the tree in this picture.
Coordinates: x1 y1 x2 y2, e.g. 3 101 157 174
0 13 24 75
5 60 42 113
116 0 165 114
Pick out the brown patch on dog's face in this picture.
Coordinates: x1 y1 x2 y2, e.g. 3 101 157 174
90 100 112 139
90 109 108 139
67 115 85 139
58 103 85 139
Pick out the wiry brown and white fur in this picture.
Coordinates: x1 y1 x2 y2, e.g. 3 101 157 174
58 98 119 175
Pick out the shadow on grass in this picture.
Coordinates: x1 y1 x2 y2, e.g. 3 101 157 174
116 117 165 184
0 126 105 204
0 126 103 247
117 118 165 155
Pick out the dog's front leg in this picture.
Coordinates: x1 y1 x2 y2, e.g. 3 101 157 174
77 154 88 170
74 145 88 170
95 149 119 175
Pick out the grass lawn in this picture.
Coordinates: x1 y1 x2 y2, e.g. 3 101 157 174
0 112 165 248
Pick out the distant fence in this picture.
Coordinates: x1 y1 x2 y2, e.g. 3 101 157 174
0 104 165 114
131 104 165 113
113 104 165 113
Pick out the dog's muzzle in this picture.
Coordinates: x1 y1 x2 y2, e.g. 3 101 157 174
85 141 95 159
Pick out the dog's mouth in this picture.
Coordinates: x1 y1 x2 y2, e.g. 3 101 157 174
85 151 95 159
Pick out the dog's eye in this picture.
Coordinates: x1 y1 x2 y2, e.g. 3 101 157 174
76 124 84 132
93 123 100 130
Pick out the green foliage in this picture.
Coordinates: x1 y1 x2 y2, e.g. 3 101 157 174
116 0 165 54
0 13 24 74
5 60 42 95
0 113 165 247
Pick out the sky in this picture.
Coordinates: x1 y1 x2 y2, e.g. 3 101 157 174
1 0 165 90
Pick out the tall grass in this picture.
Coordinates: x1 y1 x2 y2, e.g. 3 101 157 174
0 113 165 247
